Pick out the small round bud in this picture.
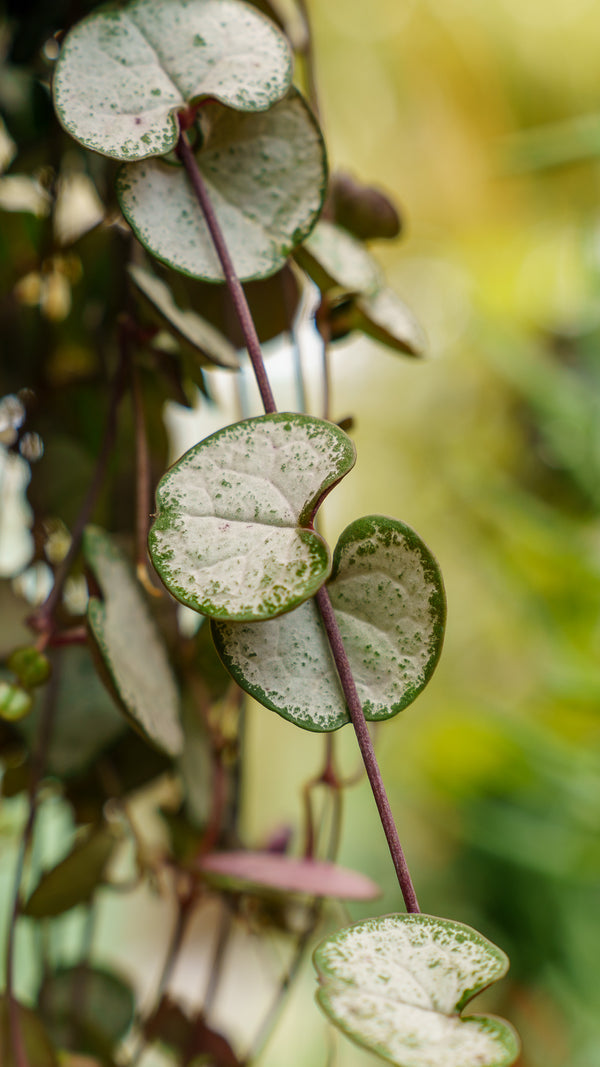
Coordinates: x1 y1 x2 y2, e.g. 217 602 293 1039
0 682 33 722
7 646 52 689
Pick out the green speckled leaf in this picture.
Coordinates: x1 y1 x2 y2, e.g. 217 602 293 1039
83 526 183 756
117 89 326 281
149 413 355 621
128 263 239 368
314 914 520 1067
212 515 445 731
53 0 292 160
294 219 382 295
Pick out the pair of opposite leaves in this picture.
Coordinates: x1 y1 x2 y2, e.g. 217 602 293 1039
52 0 326 282
53 0 425 362
145 414 518 1067
81 413 445 741
147 411 446 732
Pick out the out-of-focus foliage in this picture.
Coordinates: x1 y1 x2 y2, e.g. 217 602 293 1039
2 1 600 1066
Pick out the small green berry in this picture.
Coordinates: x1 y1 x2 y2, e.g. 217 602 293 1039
7 646 51 689
0 681 33 722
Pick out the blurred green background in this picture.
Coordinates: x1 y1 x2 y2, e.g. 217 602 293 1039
2 0 600 1065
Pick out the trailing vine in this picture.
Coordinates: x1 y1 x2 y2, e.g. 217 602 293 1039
0 2 521 1065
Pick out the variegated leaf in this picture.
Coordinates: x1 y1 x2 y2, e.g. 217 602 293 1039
117 89 327 281
314 914 520 1067
53 0 292 160
212 515 445 730
148 414 355 621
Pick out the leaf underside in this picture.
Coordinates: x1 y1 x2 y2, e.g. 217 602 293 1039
314 914 520 1067
23 826 116 918
117 89 327 282
128 263 239 368
296 221 425 356
296 219 382 295
212 515 446 731
355 287 426 357
200 851 381 900
148 413 356 621
53 0 293 160
83 526 183 756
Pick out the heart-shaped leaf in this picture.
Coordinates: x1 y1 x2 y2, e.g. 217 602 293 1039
84 526 183 756
199 851 381 899
23 825 116 918
212 515 445 731
53 0 292 160
128 263 239 368
116 88 327 281
148 413 356 621
314 914 520 1067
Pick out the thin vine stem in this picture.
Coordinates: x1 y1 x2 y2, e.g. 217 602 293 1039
175 128 277 415
129 351 154 591
314 586 420 913
295 0 321 123
178 123 419 912
5 656 61 1067
245 904 321 1066
28 349 126 638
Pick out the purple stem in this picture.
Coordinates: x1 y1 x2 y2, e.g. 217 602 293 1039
29 351 126 636
5 660 61 1067
315 586 420 913
177 122 419 911
176 129 277 415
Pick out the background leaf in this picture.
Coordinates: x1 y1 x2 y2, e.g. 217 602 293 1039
129 263 239 369
353 287 426 357
38 965 135 1059
23 825 116 918
84 526 183 756
117 89 327 282
213 515 445 730
199 851 381 899
295 219 382 295
17 645 127 777
314 914 520 1067
53 0 293 160
0 996 57 1067
149 413 355 620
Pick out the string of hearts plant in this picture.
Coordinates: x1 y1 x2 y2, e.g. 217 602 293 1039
1 1 521 1065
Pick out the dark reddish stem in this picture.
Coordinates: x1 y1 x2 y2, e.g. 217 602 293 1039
314 586 420 912
296 0 321 124
178 126 419 911
175 128 277 415
129 352 153 585
28 351 126 639
5 658 61 1067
